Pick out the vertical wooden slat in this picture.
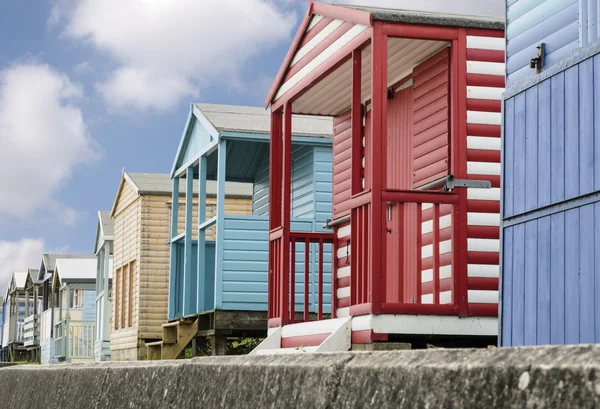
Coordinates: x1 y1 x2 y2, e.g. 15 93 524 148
332 229 338 318
290 238 296 323
356 208 362 304
416 203 423 304
318 239 324 320
398 203 405 303
433 204 440 304
282 103 292 325
304 238 310 322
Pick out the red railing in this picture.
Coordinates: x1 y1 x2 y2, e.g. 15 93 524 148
349 189 463 316
268 229 334 326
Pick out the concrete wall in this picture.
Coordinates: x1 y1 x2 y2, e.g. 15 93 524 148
1 345 599 408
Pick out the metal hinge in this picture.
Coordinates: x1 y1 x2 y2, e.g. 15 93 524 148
444 175 491 191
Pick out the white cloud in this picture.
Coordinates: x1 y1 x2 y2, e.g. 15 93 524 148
74 60 92 73
54 0 298 112
0 238 45 291
329 0 504 17
0 63 98 218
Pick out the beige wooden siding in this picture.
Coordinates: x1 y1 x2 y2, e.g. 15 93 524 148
111 190 141 352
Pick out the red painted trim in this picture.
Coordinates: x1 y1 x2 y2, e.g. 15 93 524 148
272 29 372 111
468 303 498 317
351 48 362 195
467 277 499 291
268 317 282 327
265 6 314 107
467 252 500 265
382 190 459 205
337 297 351 308
289 231 335 241
332 227 338 319
422 278 453 294
312 3 373 26
298 17 334 49
349 302 372 316
467 200 500 213
281 102 293 325
467 225 500 240
351 330 388 344
382 22 458 40
466 49 505 63
465 28 505 38
466 98 501 113
284 21 353 82
337 276 351 288
467 124 501 137
281 333 329 348
380 303 458 315
466 149 501 163
466 73 505 88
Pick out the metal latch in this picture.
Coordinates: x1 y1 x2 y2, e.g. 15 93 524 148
530 43 544 74
444 175 491 191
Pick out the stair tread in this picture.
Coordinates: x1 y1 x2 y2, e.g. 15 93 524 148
145 341 163 347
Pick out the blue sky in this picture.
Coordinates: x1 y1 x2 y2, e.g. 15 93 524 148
0 0 503 288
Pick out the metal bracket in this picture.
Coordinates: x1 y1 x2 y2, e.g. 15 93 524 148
444 175 491 191
529 43 545 74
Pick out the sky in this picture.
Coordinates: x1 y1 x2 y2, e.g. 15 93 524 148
0 0 503 290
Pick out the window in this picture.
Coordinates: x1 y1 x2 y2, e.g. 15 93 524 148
114 267 121 330
114 259 135 330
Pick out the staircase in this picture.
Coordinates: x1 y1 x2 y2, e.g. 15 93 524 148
251 317 351 355
146 319 198 360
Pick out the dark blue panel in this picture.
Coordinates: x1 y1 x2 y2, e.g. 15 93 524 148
550 73 566 203
537 80 552 207
579 58 595 195
524 220 538 345
504 98 515 218
550 212 565 344
514 93 527 215
564 208 580 344
595 55 600 191
564 66 580 199
502 227 513 345
525 87 538 211
579 204 595 343
596 202 600 342
536 215 551 344
511 223 525 346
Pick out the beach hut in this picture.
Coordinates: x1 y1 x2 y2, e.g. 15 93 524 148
501 0 600 346
94 211 113 361
147 103 333 359
0 291 5 361
254 3 505 353
22 268 42 362
109 171 253 360
2 272 28 361
50 257 96 363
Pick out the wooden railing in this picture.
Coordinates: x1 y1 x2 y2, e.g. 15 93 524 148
350 189 463 316
23 314 38 347
268 229 334 326
54 319 96 361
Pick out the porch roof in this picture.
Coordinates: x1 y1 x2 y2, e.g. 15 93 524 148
266 2 504 115
53 257 97 286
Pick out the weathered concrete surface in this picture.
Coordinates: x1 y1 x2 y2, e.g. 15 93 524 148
0 345 598 408
0 362 16 368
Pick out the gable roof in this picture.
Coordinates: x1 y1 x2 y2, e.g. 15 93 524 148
94 211 114 254
266 2 504 107
110 172 253 218
39 253 80 282
54 257 97 285
26 269 41 287
10 272 27 292
195 103 333 138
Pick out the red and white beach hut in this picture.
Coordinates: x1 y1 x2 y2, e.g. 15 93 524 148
254 2 505 353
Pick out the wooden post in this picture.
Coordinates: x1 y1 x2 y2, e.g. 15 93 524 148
281 102 293 324
268 110 283 322
369 23 388 314
351 48 363 195
103 242 111 342
211 334 227 356
168 176 180 319
183 164 195 316
197 155 207 312
214 140 227 309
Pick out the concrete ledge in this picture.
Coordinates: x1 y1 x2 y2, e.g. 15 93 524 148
0 345 599 408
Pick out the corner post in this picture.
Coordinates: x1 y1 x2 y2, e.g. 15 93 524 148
214 139 227 309
369 23 387 314
183 164 195 316
168 176 179 320
268 110 283 323
197 155 207 312
281 102 293 324
103 241 111 342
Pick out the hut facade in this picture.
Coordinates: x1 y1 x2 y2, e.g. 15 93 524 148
1 272 28 361
50 257 97 363
94 211 113 361
147 103 333 359
22 268 42 362
501 0 600 346
254 3 505 353
110 172 253 360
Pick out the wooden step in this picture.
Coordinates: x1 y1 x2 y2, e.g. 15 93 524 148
145 341 163 361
